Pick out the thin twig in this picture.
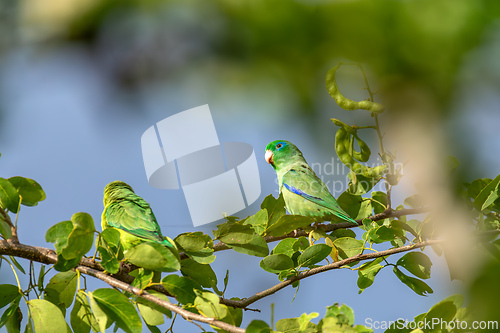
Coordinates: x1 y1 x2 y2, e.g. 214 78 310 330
221 238 443 309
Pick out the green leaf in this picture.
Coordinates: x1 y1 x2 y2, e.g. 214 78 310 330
174 232 207 252
135 290 172 319
0 214 12 239
482 182 500 211
333 237 363 259
8 256 25 275
193 290 227 319
246 320 271 333
261 193 286 227
227 234 269 257
368 226 397 244
0 178 20 213
397 252 432 279
265 215 314 237
138 303 164 327
297 244 332 267
8 177 46 207
218 223 256 245
325 303 355 326
298 312 319 331
391 220 419 238
272 238 297 257
181 259 217 288
0 295 21 328
473 174 500 211
357 258 384 293
330 229 356 239
184 247 216 264
162 275 202 305
5 305 21 333
275 318 300 332
27 299 67 333
242 209 268 235
293 237 310 252
84 296 107 333
70 290 98 333
467 178 491 199
0 285 21 309
371 191 387 215
422 300 457 324
393 267 433 296
100 228 121 249
53 254 80 272
125 242 180 272
347 172 382 195
219 299 242 328
62 213 95 260
337 192 362 220
260 254 295 273
356 200 373 220
45 221 73 254
91 288 142 333
129 268 153 290
97 245 120 274
44 271 78 310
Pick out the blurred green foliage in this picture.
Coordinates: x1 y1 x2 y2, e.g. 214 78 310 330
7 0 500 114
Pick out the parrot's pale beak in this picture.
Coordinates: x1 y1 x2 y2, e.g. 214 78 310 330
265 150 274 165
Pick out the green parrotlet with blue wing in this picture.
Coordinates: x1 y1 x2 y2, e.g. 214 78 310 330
101 181 175 252
265 140 357 224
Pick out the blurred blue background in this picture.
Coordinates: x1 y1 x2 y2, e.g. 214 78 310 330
1 0 500 332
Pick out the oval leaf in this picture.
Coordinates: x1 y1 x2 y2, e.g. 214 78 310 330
333 237 363 259
162 275 202 305
0 284 21 309
27 299 67 333
260 254 295 273
0 178 20 213
125 242 180 272
297 244 332 267
92 288 142 333
393 267 433 296
397 252 432 279
8 176 46 207
227 234 269 257
44 271 78 309
265 215 314 237
180 259 217 288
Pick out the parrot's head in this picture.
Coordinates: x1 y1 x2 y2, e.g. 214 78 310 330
103 180 135 206
265 140 303 170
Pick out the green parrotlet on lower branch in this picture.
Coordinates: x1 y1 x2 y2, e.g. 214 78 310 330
265 140 356 224
101 180 175 252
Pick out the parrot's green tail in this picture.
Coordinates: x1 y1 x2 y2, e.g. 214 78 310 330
161 238 175 249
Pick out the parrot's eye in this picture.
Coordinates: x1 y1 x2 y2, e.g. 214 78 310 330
276 143 283 149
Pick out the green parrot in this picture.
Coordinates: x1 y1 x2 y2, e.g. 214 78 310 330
101 180 175 252
265 140 357 224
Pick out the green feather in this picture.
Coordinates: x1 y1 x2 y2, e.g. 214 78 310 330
265 140 357 224
101 181 174 251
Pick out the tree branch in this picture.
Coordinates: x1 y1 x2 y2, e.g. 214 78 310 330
205 207 427 255
221 238 441 309
75 265 245 333
0 240 244 333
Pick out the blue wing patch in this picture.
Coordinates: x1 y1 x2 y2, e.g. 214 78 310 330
283 182 324 201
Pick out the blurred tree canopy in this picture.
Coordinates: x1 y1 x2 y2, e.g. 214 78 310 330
7 0 500 115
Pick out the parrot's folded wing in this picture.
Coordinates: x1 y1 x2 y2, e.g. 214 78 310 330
282 169 357 224
105 200 164 243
